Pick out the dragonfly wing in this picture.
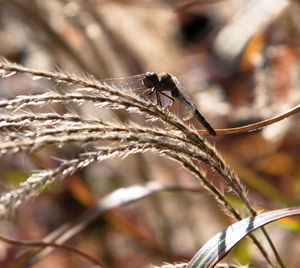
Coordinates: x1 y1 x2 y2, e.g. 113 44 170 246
138 90 173 109
171 75 196 120
98 74 146 91
178 101 195 120
171 75 216 135
159 92 174 109
171 75 194 104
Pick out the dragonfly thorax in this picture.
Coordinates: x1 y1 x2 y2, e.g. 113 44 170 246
159 73 179 96
143 72 179 96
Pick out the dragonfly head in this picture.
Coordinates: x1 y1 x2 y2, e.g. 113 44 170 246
143 72 159 88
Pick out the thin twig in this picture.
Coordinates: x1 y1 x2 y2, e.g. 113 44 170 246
198 104 300 136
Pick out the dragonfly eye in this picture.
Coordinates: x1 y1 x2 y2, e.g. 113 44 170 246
143 72 159 88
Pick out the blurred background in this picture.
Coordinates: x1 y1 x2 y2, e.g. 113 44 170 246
0 0 299 267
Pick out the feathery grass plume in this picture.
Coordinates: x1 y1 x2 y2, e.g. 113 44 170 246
0 85 249 212
0 61 264 211
0 113 106 128
0 131 271 264
0 145 153 216
0 59 278 265
0 60 249 204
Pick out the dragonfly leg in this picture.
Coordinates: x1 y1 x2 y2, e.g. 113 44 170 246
160 92 174 105
136 88 154 96
144 88 155 97
156 90 162 107
136 88 156 103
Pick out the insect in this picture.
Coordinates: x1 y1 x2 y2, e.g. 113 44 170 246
99 72 216 136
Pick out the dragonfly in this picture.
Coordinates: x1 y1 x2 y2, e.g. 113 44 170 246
99 72 216 136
